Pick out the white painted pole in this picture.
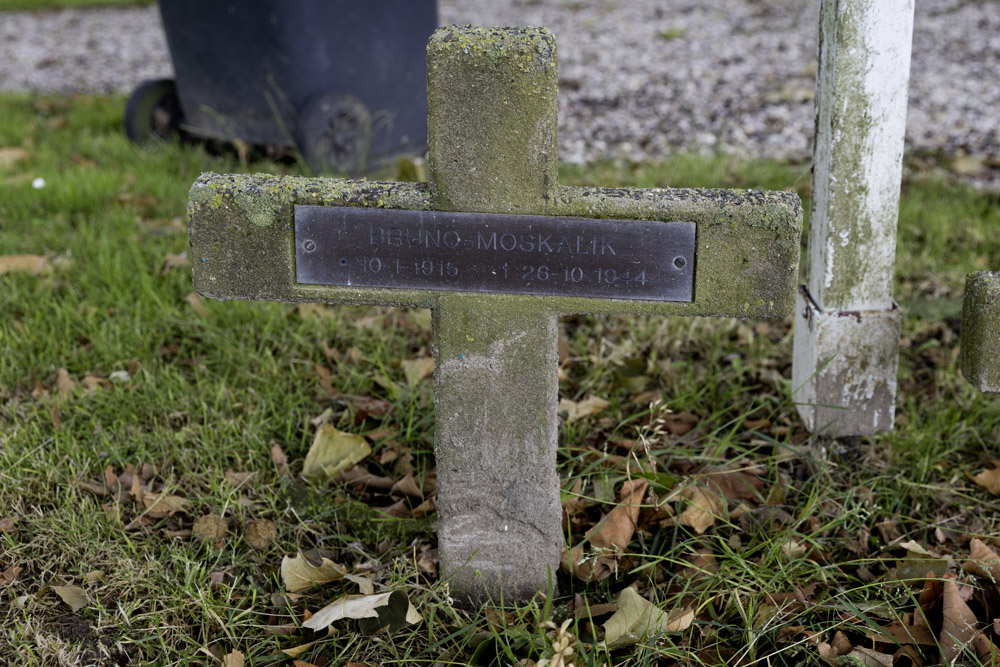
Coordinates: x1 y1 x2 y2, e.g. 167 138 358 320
792 0 914 436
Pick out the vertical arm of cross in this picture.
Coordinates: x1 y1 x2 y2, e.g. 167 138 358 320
425 27 563 605
792 0 914 436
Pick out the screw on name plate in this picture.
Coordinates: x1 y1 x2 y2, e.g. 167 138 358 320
302 240 317 253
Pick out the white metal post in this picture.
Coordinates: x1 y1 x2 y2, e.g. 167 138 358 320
792 0 915 436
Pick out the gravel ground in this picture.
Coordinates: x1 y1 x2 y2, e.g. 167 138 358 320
1 0 998 183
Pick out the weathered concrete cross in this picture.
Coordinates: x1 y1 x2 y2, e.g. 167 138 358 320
188 26 802 606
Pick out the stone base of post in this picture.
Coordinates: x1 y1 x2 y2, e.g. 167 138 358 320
961 272 1000 392
792 287 902 436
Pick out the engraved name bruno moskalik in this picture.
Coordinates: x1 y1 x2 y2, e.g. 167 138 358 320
372 224 618 256
294 206 696 301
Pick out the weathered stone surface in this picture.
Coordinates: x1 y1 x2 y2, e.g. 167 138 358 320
792 288 901 436
961 272 1000 392
806 0 913 313
427 26 558 214
425 28 563 604
433 295 561 605
188 174 801 319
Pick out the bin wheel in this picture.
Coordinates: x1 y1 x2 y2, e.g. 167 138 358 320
124 79 184 144
296 93 371 174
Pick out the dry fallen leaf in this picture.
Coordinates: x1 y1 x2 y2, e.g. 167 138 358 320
303 590 420 634
564 479 647 582
281 552 347 593
348 395 393 422
953 154 987 175
844 647 893 666
706 466 765 502
142 492 190 518
866 618 936 646
344 573 375 596
559 395 610 422
222 650 244 667
271 441 289 475
967 460 1000 495
1 566 24 586
0 147 29 170
780 539 808 560
893 540 950 580
831 630 853 655
899 540 937 557
185 292 211 317
55 368 76 394
663 411 699 436
224 470 256 489
974 634 1000 663
53 585 88 612
281 641 319 659
589 479 647 553
603 587 693 648
0 254 51 275
678 484 725 535
401 357 434 386
964 538 1000 578
161 252 190 274
339 464 395 491
78 481 109 497
82 375 110 391
941 579 978 664
302 425 371 480
562 478 586 524
817 642 838 662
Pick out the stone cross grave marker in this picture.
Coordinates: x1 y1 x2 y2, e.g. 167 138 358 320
962 272 1000 393
188 26 802 606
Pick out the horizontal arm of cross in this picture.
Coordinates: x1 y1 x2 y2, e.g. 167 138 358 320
189 172 801 318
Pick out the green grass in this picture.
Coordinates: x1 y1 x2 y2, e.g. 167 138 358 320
0 0 151 11
2 92 1000 665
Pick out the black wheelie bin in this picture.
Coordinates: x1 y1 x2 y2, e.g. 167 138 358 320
124 0 437 174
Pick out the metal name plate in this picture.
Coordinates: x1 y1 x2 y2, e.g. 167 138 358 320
294 206 695 302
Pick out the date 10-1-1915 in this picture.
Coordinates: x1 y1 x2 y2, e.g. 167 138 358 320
360 256 648 287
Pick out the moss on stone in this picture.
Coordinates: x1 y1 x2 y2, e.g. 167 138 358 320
188 173 433 305
961 271 1000 392
427 26 558 215
807 0 906 312
188 172 801 318
431 293 562 604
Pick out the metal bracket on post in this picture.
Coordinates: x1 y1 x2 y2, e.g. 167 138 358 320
793 287 902 436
